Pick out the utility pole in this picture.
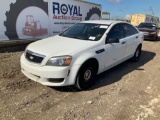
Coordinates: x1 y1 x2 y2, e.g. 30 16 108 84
150 6 154 15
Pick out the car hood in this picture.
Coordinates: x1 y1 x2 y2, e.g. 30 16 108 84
27 35 95 57
138 28 155 32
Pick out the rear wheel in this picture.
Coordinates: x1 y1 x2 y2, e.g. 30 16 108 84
132 45 142 62
75 64 96 90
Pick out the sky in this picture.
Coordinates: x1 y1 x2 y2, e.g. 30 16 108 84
86 0 160 20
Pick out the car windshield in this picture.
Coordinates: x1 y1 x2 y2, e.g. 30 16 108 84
59 23 108 41
138 23 156 29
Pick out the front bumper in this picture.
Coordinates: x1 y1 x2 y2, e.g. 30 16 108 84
143 32 157 40
20 54 80 86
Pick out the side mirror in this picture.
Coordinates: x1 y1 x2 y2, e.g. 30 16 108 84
106 38 119 44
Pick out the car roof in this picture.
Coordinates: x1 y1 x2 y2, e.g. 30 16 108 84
81 20 125 25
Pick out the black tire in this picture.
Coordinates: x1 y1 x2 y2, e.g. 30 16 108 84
132 45 142 62
85 7 101 20
154 34 158 41
4 0 48 40
75 64 96 90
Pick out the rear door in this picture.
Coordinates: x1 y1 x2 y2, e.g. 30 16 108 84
122 23 139 59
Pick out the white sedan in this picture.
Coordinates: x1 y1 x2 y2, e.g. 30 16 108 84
20 20 144 90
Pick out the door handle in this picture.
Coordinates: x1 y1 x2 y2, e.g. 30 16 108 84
95 49 105 54
136 36 138 39
122 41 126 44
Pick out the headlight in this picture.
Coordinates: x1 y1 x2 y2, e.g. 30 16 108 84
150 32 156 34
46 56 72 66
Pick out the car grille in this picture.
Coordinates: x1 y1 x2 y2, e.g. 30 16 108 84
25 50 45 64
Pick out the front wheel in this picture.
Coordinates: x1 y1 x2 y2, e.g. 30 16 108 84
75 65 96 90
132 45 142 62
154 34 158 41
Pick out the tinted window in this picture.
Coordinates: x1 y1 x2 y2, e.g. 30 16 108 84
59 23 108 41
122 23 138 37
107 24 124 39
138 23 157 29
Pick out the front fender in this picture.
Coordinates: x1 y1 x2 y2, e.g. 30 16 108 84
68 52 98 85
72 51 98 66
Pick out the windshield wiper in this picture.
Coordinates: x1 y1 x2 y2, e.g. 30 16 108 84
68 36 87 40
59 34 71 38
60 35 93 40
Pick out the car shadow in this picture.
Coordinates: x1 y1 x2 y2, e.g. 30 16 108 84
52 50 156 92
90 50 156 90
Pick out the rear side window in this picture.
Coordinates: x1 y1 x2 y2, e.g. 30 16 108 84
122 23 138 37
107 24 124 39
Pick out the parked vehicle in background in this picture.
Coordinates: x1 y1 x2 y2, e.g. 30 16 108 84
137 22 159 40
131 14 159 27
20 20 144 90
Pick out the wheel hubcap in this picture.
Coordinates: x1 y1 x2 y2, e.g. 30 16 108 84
84 70 92 81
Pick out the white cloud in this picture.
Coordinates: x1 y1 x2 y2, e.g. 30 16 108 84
124 14 131 20
108 0 123 3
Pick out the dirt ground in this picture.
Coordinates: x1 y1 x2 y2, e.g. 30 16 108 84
0 38 160 120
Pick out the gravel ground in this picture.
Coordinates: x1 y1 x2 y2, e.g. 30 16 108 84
0 39 160 120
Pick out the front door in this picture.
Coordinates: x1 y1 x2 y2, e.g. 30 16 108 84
104 24 127 69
